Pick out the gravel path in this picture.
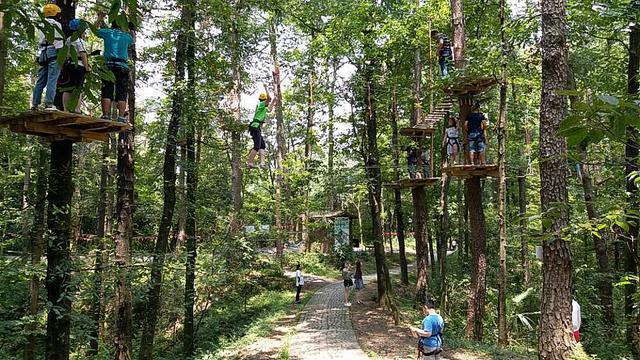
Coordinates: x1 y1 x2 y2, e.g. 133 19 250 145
289 281 369 360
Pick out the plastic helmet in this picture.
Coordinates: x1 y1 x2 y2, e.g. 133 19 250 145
43 3 61 17
69 18 80 31
259 92 268 101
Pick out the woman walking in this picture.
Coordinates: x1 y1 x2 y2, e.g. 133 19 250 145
295 264 304 304
342 262 353 306
354 260 364 304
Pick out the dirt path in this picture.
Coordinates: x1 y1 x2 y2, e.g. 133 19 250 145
289 281 370 360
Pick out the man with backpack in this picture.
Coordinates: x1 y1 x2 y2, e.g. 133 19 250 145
96 12 133 123
411 298 444 360
31 4 64 111
430 30 453 78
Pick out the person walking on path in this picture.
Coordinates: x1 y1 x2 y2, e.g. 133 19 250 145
342 262 353 306
353 260 364 304
31 4 64 111
96 12 133 123
411 298 445 360
430 30 453 78
295 264 305 304
572 295 582 342
464 102 488 165
247 81 278 169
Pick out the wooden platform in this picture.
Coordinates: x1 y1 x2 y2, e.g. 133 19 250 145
0 111 130 142
442 164 499 178
384 177 440 189
444 76 497 97
400 126 436 137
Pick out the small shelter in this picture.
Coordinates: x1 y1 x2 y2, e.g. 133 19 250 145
308 210 358 252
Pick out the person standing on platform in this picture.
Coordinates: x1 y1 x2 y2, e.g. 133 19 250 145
96 12 133 123
31 4 64 112
444 116 461 165
464 102 488 165
430 30 453 78
61 19 91 112
406 146 418 179
421 147 431 178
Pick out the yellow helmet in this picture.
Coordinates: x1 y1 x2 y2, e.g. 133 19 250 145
259 92 268 101
43 3 61 17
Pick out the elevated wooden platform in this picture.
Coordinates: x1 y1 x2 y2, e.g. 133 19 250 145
445 76 497 97
400 125 436 137
442 164 498 178
0 111 130 142
384 177 440 189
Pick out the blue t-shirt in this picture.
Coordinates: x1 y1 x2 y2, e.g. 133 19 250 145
98 28 133 68
420 313 444 348
467 112 486 135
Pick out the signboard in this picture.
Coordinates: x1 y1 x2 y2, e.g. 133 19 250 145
334 217 350 245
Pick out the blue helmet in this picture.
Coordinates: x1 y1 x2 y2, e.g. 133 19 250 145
69 18 84 31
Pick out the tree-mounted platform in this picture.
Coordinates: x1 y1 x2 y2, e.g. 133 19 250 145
401 97 456 138
0 111 130 142
384 177 440 189
442 164 499 178
444 76 497 97
400 125 436 137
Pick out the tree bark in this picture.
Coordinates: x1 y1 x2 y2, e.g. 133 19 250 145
114 25 137 360
45 140 73 360
451 0 465 69
183 4 197 354
538 0 574 357
0 0 7 112
512 84 530 288
139 4 188 357
625 4 640 356
464 177 487 341
390 88 409 285
497 0 508 345
438 174 451 311
302 31 316 251
269 16 286 257
363 59 397 321
24 142 48 360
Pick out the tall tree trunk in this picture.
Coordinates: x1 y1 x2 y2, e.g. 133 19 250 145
363 60 397 322
538 0 574 358
302 31 316 251
183 5 196 354
625 4 640 356
24 142 48 360
230 16 243 228
139 5 188 357
21 152 31 248
173 144 187 252
269 16 286 257
390 88 409 285
88 140 113 357
0 0 7 112
411 1 429 304
497 0 508 345
45 4 75 358
438 175 450 312
71 145 85 251
451 0 465 69
45 140 73 360
327 59 337 212
464 177 487 341
114 22 137 360
513 84 530 288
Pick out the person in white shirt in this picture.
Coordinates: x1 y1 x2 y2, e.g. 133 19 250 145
572 297 582 342
31 4 64 111
61 18 92 112
295 264 304 304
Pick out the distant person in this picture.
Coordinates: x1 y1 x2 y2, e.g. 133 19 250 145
411 298 444 360
96 12 133 123
465 102 488 165
430 30 453 78
421 148 431 178
247 86 278 169
31 4 64 111
342 262 353 306
295 264 304 304
354 260 364 304
444 116 461 165
61 19 91 112
572 295 582 342
406 146 418 179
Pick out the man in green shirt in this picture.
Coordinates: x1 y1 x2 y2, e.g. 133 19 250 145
247 91 276 168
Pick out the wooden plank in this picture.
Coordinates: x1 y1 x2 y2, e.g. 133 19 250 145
442 164 499 178
10 122 108 142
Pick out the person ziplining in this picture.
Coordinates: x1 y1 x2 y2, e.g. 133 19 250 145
247 70 279 169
